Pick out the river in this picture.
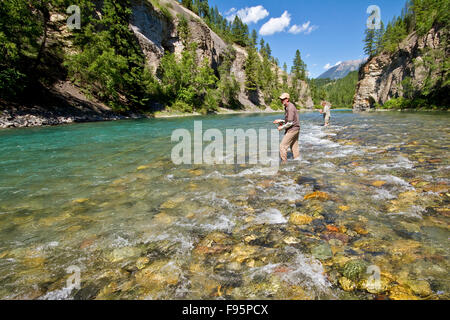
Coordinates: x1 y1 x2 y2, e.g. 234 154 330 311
0 110 448 300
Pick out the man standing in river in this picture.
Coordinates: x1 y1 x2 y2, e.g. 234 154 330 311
319 101 331 127
273 93 300 165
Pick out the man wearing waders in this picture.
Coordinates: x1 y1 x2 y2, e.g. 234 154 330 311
320 101 331 127
273 93 300 165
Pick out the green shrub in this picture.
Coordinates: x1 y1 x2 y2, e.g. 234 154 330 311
171 100 193 113
270 99 282 111
382 97 409 109
149 0 172 19
201 89 219 113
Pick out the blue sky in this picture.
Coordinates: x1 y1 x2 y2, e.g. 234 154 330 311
208 0 407 78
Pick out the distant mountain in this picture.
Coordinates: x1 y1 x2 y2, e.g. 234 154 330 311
317 59 367 80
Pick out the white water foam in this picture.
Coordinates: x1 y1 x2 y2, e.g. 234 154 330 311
253 208 287 225
197 214 236 232
388 205 425 219
261 181 304 202
372 188 396 200
247 247 333 295
39 287 74 300
373 174 414 189
193 192 235 210
300 125 340 148
280 247 332 293
369 156 415 170
111 235 134 248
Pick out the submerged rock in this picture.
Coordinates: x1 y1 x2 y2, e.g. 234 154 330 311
72 198 89 204
136 257 150 270
342 260 368 282
289 212 313 226
193 232 233 256
388 191 420 213
188 169 204 176
159 196 186 209
135 260 180 288
339 277 356 292
372 181 387 187
389 285 419 300
304 191 331 201
108 247 141 263
311 243 333 260
283 236 299 245
153 212 174 224
405 279 432 297
359 273 392 294
229 244 259 264
80 236 97 249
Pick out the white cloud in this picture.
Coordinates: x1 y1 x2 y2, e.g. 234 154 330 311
289 21 318 35
225 8 236 16
304 24 318 35
226 6 269 24
259 11 291 36
288 24 302 34
306 53 311 58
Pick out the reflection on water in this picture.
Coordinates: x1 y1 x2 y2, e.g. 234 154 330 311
0 111 448 300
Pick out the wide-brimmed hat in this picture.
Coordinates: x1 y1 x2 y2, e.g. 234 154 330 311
279 93 290 100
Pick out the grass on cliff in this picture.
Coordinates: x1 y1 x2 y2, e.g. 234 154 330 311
149 0 172 20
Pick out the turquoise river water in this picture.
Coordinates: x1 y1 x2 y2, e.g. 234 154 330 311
0 110 448 300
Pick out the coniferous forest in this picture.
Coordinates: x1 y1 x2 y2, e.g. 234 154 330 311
308 71 359 108
0 0 447 115
0 0 308 114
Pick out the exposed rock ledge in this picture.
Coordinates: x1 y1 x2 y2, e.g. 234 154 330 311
0 81 146 129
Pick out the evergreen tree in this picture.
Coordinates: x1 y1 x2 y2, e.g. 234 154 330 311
193 0 209 18
363 27 376 57
250 30 258 48
374 21 385 54
244 48 259 92
181 0 193 11
309 71 359 106
66 0 155 110
282 63 288 88
259 38 266 56
231 16 249 47
292 50 306 81
265 43 272 58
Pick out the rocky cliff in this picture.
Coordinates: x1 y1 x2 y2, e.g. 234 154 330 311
1 0 313 129
130 0 313 109
353 26 449 111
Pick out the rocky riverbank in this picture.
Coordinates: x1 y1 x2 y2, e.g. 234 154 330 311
0 80 148 129
0 107 146 129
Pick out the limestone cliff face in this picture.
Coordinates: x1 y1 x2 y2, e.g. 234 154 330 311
130 0 313 109
296 79 314 109
353 26 449 111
